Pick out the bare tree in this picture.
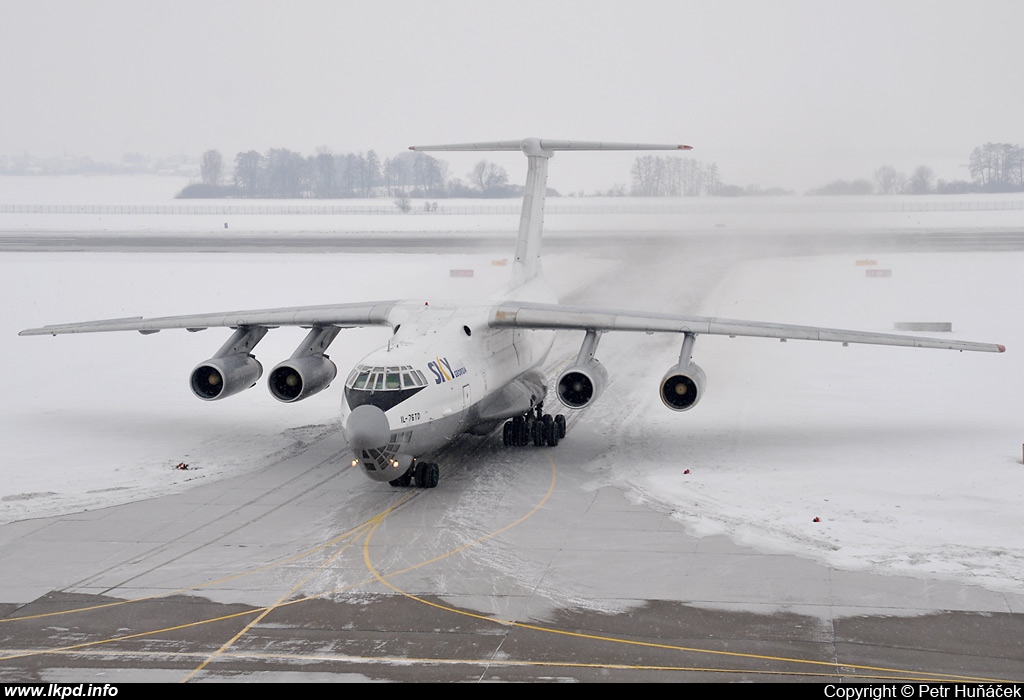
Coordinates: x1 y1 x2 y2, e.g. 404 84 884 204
969 143 1023 190
908 166 934 194
201 150 223 186
362 150 381 197
874 165 906 194
679 158 705 196
704 163 721 196
630 155 664 196
470 160 509 196
311 151 336 198
414 153 447 196
265 148 308 198
233 150 264 196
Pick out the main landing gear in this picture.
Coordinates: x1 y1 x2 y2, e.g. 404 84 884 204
502 402 566 447
389 460 439 489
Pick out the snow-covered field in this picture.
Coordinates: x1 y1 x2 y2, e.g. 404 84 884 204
3 174 1023 234
1 175 1022 595
590 252 1023 593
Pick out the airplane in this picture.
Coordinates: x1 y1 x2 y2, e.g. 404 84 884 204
20 138 1005 489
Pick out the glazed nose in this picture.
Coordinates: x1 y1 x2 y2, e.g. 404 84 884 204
344 405 391 451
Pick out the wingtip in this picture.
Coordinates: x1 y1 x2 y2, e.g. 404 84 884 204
679 145 693 150
997 344 1006 353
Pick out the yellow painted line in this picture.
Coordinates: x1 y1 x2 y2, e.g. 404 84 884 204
358 454 1017 684
0 495 419 664
0 644 996 681
0 492 418 625
3 450 1018 684
182 513 392 682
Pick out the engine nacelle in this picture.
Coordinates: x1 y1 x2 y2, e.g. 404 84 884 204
268 354 338 403
659 361 706 412
190 353 263 401
556 359 609 409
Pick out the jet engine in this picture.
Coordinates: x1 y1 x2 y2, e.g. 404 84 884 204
659 361 706 412
190 354 263 401
556 359 608 409
268 355 338 403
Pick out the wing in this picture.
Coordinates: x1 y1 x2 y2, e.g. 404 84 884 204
19 301 399 336
489 301 1005 353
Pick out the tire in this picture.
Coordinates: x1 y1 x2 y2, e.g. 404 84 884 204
425 462 439 488
513 417 527 446
532 419 544 446
555 414 566 439
503 421 513 446
546 420 559 447
414 462 427 488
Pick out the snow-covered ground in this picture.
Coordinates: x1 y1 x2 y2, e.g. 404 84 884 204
589 251 1022 593
3 175 1023 234
4 247 1020 594
1 251 533 521
1 175 1021 595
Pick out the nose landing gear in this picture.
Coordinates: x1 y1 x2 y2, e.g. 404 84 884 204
388 460 439 488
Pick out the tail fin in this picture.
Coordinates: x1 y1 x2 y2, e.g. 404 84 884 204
410 139 692 286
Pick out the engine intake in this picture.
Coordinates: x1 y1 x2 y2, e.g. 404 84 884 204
659 361 706 412
268 355 338 403
556 359 608 409
190 354 263 401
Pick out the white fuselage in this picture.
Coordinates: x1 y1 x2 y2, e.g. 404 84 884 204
341 275 557 482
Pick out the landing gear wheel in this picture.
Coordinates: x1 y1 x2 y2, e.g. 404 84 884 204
504 409 566 448
545 418 559 447
511 416 524 446
414 462 439 488
532 419 545 446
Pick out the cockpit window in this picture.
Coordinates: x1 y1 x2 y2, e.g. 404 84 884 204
345 364 428 412
345 365 429 391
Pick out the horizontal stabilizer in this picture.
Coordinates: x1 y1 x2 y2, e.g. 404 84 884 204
411 138 691 156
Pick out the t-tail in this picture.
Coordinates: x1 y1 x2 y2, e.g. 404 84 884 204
410 139 692 287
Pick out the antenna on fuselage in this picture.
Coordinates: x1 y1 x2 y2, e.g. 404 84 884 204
409 139 692 285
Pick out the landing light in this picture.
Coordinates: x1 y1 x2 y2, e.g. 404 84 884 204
391 459 400 468
350 459 359 468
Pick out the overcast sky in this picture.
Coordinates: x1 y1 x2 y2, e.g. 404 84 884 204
3 0 1022 192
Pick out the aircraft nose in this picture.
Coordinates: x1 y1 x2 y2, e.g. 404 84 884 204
344 404 391 451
